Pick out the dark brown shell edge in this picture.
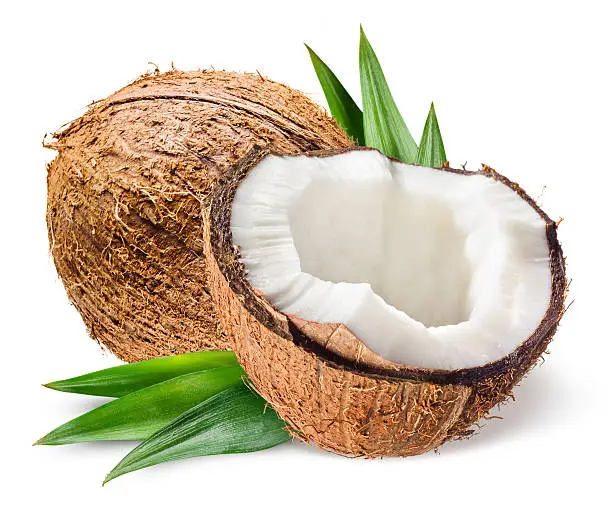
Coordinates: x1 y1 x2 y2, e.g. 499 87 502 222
205 145 566 456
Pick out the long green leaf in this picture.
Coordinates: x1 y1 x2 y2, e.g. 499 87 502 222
104 385 290 484
305 44 365 145
359 27 418 163
44 351 238 397
416 102 447 167
35 367 245 445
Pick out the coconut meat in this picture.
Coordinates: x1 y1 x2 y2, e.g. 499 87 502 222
230 151 552 370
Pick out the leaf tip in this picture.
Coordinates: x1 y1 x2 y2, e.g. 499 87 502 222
359 25 371 48
429 102 439 121
304 44 318 63
43 379 73 392
103 466 126 486
104 461 131 485
359 26 365 43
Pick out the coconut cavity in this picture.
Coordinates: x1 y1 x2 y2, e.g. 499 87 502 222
231 150 552 370
46 70 352 361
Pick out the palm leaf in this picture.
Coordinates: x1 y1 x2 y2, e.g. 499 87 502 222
44 351 239 398
306 44 364 145
359 27 418 163
416 102 447 167
104 385 290 484
35 367 245 445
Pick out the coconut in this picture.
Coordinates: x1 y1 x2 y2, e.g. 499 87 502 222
46 70 352 362
203 146 566 456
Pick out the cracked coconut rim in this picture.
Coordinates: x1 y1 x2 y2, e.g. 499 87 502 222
230 149 552 371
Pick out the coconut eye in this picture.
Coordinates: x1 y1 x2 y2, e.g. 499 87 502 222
206 146 565 457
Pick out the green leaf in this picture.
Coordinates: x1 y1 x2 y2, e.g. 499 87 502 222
306 44 365 145
103 385 290 484
35 367 245 445
416 102 447 167
44 351 238 397
359 27 418 163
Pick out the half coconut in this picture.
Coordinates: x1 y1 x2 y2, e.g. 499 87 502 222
204 146 565 456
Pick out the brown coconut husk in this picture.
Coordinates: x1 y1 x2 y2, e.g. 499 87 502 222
46 70 352 362
203 146 567 457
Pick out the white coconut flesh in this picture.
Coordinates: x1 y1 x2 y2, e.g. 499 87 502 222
230 150 552 370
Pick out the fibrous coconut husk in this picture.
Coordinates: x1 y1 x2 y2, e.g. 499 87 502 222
203 146 567 457
46 70 352 362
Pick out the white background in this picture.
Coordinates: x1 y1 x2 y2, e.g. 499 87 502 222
2 0 610 508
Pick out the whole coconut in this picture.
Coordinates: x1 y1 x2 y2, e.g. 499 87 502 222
46 70 352 362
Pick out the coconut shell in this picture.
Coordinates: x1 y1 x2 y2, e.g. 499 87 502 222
204 146 567 457
46 70 352 362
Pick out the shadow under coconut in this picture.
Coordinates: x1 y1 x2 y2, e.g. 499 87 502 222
441 365 574 455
